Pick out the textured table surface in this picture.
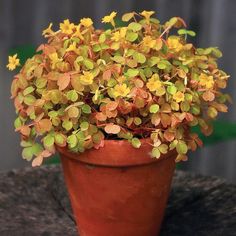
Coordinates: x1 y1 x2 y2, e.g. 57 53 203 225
0 165 235 236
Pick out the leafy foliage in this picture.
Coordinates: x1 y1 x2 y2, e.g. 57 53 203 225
8 11 231 166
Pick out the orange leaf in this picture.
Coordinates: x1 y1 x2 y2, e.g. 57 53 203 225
160 113 171 128
106 101 118 111
103 70 111 80
35 119 52 134
57 73 70 90
202 91 215 101
104 123 121 134
164 130 175 142
18 125 31 137
32 156 43 167
32 150 52 167
95 112 107 121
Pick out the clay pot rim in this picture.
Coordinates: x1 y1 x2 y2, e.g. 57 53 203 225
57 139 176 167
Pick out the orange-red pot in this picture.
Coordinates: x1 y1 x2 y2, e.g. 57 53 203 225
58 139 176 236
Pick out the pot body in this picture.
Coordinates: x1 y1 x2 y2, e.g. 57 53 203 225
59 140 176 236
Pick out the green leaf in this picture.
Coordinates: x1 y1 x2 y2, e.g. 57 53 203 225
66 90 78 102
112 55 125 64
14 117 22 129
133 52 146 64
48 111 58 118
62 120 73 131
82 104 91 114
43 134 54 148
35 78 47 89
151 147 161 158
126 68 139 77
211 48 222 58
67 134 78 148
128 22 142 32
55 133 65 145
178 29 187 35
157 62 167 69
80 121 89 131
122 12 134 22
176 141 188 154
134 117 142 125
167 85 177 95
23 86 35 96
148 57 160 67
99 33 106 43
158 144 168 154
125 31 138 42
24 95 36 105
149 104 160 113
131 138 141 148
83 59 94 69
180 101 190 112
22 147 33 161
187 30 196 37
92 44 102 52
31 143 43 156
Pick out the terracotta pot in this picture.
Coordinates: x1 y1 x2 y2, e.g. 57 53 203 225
58 139 176 236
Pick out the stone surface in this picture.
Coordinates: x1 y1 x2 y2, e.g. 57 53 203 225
0 165 235 236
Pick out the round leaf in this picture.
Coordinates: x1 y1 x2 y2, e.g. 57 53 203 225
131 138 141 148
149 104 160 113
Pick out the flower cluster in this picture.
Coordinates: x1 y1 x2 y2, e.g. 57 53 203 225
8 11 230 166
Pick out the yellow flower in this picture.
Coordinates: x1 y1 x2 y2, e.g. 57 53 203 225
167 37 183 52
66 42 78 53
173 91 185 103
113 84 130 98
73 26 84 40
80 71 94 85
140 10 155 22
6 54 20 71
102 11 117 27
111 27 127 41
80 18 93 27
146 74 161 92
42 23 54 37
117 76 126 83
60 19 75 34
48 53 62 69
142 36 156 48
146 74 165 96
199 73 214 89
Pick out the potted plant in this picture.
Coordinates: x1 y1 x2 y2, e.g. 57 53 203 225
8 10 230 236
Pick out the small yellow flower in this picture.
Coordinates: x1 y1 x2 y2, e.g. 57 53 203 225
73 26 84 40
173 91 185 103
117 76 126 83
42 23 54 37
102 11 117 27
167 37 183 52
146 74 162 92
111 27 127 41
80 71 94 85
80 18 93 27
60 19 75 34
6 54 20 71
140 10 155 23
66 42 78 53
48 52 62 69
199 73 214 89
142 36 156 48
146 74 165 96
113 84 130 98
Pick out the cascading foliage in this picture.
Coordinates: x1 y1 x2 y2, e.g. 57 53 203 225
8 11 230 166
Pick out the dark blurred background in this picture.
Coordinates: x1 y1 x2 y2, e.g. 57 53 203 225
0 0 236 183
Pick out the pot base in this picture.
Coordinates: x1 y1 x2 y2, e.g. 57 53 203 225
60 141 176 236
